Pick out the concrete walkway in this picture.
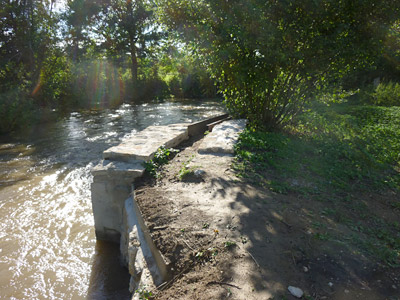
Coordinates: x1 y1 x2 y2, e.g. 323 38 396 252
133 119 276 300
91 123 190 242
198 119 247 154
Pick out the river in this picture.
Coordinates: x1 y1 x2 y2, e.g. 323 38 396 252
0 100 224 299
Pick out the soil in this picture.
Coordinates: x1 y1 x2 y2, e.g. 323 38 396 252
134 134 400 300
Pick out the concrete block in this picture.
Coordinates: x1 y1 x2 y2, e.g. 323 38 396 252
187 113 229 136
103 124 189 162
91 164 136 242
92 160 145 179
198 119 247 154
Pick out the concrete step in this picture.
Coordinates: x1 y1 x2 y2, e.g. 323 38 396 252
103 124 189 162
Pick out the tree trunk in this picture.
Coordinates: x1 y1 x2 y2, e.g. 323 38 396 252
130 42 139 101
130 46 138 86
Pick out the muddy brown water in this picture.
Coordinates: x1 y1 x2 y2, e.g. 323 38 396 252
0 100 224 299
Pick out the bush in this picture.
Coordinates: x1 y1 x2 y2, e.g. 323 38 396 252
134 78 170 102
38 52 74 107
167 76 183 98
160 0 400 131
0 87 37 134
165 71 218 99
373 81 400 106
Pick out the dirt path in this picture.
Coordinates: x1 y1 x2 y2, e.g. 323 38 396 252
135 134 399 300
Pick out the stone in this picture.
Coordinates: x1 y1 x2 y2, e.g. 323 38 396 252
91 166 138 242
103 124 189 162
133 248 146 280
91 179 131 243
194 169 206 177
128 227 141 276
129 276 137 294
92 123 191 243
91 159 145 179
198 119 247 154
288 286 304 298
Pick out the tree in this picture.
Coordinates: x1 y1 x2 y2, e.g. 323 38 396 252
64 0 103 62
158 0 400 130
0 0 57 94
99 0 160 90
0 0 63 132
157 42 218 98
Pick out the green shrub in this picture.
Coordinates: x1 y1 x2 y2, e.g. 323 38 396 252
144 146 179 177
0 87 37 134
39 53 74 107
373 81 400 106
134 78 170 101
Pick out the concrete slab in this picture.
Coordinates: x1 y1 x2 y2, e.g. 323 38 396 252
198 119 247 154
103 124 189 162
92 160 145 179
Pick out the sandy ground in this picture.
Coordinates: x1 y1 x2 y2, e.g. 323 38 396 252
134 135 400 300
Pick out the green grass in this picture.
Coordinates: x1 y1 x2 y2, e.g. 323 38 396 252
234 96 400 266
234 102 400 194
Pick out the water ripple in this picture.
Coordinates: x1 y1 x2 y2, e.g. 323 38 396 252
0 99 225 299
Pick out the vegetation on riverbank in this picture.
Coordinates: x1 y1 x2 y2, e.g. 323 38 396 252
160 0 400 131
144 146 179 178
2 1 400 134
0 0 219 134
135 101 399 299
234 91 400 267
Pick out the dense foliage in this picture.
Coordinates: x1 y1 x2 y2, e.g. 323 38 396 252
0 0 59 132
158 0 400 130
0 0 217 134
373 81 400 106
1 0 400 133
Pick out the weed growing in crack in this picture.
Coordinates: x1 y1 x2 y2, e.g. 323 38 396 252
224 241 237 249
144 146 179 178
177 155 199 181
135 287 152 300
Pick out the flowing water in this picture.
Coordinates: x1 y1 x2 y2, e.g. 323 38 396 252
0 100 224 299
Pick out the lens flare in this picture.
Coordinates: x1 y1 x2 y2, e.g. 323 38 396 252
73 60 125 109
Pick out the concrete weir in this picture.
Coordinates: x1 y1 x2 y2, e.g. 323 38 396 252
90 114 229 294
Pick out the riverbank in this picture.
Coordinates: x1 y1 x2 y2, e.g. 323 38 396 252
134 103 399 299
0 100 225 299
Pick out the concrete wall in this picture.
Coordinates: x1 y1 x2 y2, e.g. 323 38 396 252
91 160 144 243
187 113 229 136
90 115 229 295
121 194 169 292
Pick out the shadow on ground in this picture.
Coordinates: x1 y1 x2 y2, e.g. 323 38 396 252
208 175 400 300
